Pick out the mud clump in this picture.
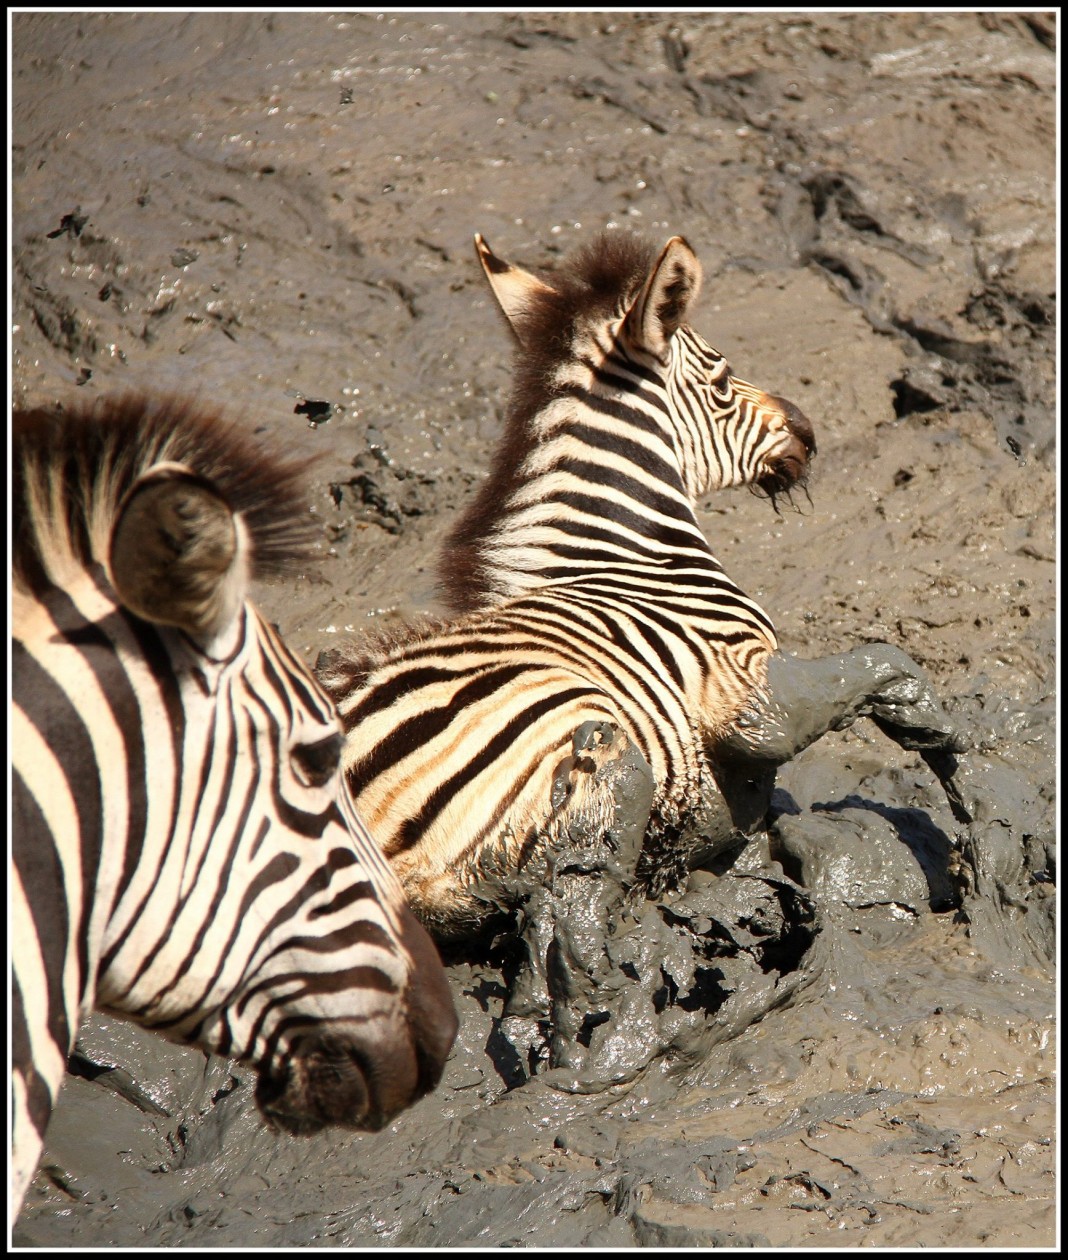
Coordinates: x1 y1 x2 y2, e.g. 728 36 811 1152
11 11 1054 1248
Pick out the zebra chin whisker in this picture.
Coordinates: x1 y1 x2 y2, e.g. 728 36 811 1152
753 469 814 516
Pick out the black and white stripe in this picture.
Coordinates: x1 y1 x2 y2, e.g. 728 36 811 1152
318 232 815 937
10 396 456 1222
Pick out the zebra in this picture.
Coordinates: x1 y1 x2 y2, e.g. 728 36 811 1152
317 230 969 942
10 395 458 1222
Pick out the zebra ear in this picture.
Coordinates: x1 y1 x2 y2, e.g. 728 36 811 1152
475 233 557 345
624 235 703 361
109 462 248 643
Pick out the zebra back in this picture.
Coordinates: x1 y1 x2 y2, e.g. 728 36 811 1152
10 396 456 1222
319 232 815 936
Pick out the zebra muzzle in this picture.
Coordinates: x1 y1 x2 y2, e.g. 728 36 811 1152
255 1033 395 1135
759 396 816 497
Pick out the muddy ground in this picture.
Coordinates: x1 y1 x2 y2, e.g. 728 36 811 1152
10 10 1057 1249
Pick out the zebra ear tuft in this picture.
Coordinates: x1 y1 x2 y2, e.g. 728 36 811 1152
474 233 557 346
624 235 703 361
109 462 248 642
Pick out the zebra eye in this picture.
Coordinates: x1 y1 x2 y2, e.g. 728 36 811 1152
291 731 343 788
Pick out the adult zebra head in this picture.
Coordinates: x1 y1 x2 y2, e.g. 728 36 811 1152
10 396 457 1221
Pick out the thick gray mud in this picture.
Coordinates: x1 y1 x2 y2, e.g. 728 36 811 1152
11 11 1056 1249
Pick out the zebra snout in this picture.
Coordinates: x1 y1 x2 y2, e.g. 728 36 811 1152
255 926 456 1137
759 396 816 497
780 397 817 458
255 1032 390 1135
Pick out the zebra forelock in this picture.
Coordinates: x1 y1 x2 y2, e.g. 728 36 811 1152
12 395 320 605
509 232 662 367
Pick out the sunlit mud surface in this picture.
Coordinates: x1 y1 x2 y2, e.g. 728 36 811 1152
11 11 1055 1248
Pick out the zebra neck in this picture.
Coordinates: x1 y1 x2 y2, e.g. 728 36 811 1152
445 392 737 609
12 580 129 1056
15 574 192 1012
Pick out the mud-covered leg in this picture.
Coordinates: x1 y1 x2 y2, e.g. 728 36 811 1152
712 646 972 846
716 643 967 799
726 647 970 764
916 735 1052 967
500 720 656 1082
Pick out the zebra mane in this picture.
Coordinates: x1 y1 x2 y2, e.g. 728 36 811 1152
12 394 321 598
317 612 453 703
441 231 663 608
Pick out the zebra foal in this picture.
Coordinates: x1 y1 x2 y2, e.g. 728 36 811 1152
10 396 457 1222
319 231 968 944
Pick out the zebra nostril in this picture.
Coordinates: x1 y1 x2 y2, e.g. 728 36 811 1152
256 1034 377 1134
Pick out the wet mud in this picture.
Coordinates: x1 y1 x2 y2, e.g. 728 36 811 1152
11 11 1056 1249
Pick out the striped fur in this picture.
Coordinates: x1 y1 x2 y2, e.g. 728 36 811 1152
318 232 815 937
10 396 456 1222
